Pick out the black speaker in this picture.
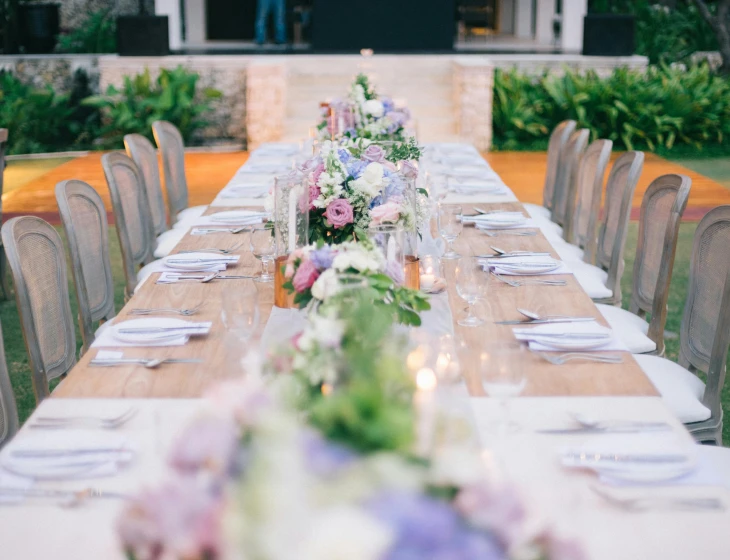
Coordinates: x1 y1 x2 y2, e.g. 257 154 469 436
582 14 635 57
117 15 170 56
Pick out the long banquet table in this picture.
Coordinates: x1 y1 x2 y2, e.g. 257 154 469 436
2 144 729 559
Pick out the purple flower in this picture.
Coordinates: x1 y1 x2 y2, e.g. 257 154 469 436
362 144 386 163
338 148 352 163
301 429 357 476
382 97 396 113
324 199 354 229
117 477 223 560
454 482 526 548
310 246 336 270
399 160 419 179
168 416 239 478
367 491 504 560
347 160 367 178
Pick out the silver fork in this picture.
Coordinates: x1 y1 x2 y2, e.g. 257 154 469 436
130 303 202 316
590 485 725 512
481 230 538 237
31 407 138 429
178 242 244 254
194 227 250 235
491 272 567 287
538 352 623 365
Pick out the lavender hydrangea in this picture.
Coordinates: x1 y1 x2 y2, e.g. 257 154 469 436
310 246 336 270
301 429 357 476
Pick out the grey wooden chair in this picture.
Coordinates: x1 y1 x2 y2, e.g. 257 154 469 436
152 121 207 225
524 120 577 220
1 216 77 404
0 129 11 300
101 153 155 300
549 128 590 229
0 321 19 448
635 205 730 445
567 139 613 253
55 180 116 353
597 174 691 356
124 133 168 236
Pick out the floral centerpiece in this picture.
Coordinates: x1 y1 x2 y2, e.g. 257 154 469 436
292 139 427 245
117 300 584 560
282 240 430 326
318 73 413 142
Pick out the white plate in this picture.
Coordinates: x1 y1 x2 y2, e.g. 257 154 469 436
534 336 612 351
597 461 697 483
473 215 528 229
110 318 205 344
496 259 561 275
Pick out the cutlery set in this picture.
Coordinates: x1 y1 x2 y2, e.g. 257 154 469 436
491 272 567 287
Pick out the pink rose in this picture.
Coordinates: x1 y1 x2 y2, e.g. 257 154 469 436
399 159 419 179
324 199 354 229
362 144 386 163
370 201 401 225
308 180 321 210
312 162 325 186
293 260 320 292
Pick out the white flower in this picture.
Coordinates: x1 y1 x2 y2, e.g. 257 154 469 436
310 315 344 348
350 162 385 199
363 99 384 118
311 268 340 300
299 506 393 560
332 250 380 274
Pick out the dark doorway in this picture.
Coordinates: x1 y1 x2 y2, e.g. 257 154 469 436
206 0 257 40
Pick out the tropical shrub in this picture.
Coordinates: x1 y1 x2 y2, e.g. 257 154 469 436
82 66 222 149
56 10 116 54
492 64 730 154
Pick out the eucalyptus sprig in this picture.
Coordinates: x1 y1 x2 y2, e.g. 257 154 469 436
385 137 423 163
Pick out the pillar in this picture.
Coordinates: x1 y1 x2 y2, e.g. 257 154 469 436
514 0 534 39
535 0 557 45
560 0 588 53
154 0 182 51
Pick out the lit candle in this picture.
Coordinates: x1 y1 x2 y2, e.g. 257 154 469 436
288 187 298 253
420 256 436 291
414 367 437 457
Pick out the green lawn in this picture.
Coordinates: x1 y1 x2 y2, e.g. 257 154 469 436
2 223 728 444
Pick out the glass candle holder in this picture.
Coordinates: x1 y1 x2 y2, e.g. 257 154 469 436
368 224 405 285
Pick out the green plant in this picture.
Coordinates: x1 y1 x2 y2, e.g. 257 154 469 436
82 66 222 149
492 64 730 154
57 10 116 54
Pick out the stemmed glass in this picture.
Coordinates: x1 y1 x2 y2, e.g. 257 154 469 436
438 204 462 260
479 343 527 435
221 280 260 374
250 224 276 282
455 257 486 327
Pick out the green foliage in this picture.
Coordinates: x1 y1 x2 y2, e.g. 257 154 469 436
82 66 222 149
492 64 730 154
354 73 376 100
385 137 423 164
57 10 116 54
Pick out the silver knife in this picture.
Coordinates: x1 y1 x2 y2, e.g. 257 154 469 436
117 326 206 334
538 425 672 435
495 318 595 325
563 452 688 464
11 448 133 458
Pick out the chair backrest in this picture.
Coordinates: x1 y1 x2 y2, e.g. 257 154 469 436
630 174 691 355
55 180 116 353
101 152 155 299
152 121 189 221
1 216 77 403
593 150 644 304
568 139 612 252
0 128 7 214
679 206 730 420
550 128 589 227
542 120 577 210
0 321 19 448
125 133 168 236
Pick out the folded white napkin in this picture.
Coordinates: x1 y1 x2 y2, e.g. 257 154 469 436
448 178 505 194
254 142 300 155
463 212 536 231
92 318 212 348
0 471 34 504
514 321 627 351
483 255 572 276
190 210 266 227
218 185 270 199
155 272 218 285
140 251 238 274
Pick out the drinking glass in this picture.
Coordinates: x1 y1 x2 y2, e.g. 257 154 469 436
479 343 527 435
438 204 462 259
250 224 276 282
455 257 485 327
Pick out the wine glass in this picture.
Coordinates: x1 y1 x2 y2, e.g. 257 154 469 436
221 280 261 344
479 343 527 435
438 204 462 259
455 257 486 327
250 224 276 282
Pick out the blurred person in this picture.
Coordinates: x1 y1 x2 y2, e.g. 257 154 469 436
255 0 287 45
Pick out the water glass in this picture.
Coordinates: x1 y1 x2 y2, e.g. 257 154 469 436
250 224 276 282
479 343 527 435
438 204 462 259
455 257 485 327
221 280 261 344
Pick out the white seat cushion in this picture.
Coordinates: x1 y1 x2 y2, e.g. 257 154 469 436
596 303 656 354
95 320 112 339
570 262 612 299
523 203 551 220
136 259 165 287
634 354 710 424
154 228 188 258
174 205 208 228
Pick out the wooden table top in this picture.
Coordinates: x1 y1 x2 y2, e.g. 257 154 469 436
54 201 658 399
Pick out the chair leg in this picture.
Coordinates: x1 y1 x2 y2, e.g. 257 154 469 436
0 245 11 300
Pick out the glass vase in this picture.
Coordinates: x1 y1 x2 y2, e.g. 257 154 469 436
273 172 309 308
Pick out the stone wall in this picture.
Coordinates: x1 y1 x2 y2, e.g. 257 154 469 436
58 0 153 30
0 54 99 92
453 58 494 152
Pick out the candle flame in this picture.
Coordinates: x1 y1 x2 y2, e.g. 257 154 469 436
416 368 437 391
321 383 333 396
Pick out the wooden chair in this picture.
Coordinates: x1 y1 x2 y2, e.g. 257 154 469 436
152 121 207 225
0 321 19 448
635 206 730 444
569 151 644 305
55 180 116 353
597 174 691 355
101 153 156 300
125 134 187 258
1 216 77 404
0 129 11 300
524 120 576 220
548 128 590 229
